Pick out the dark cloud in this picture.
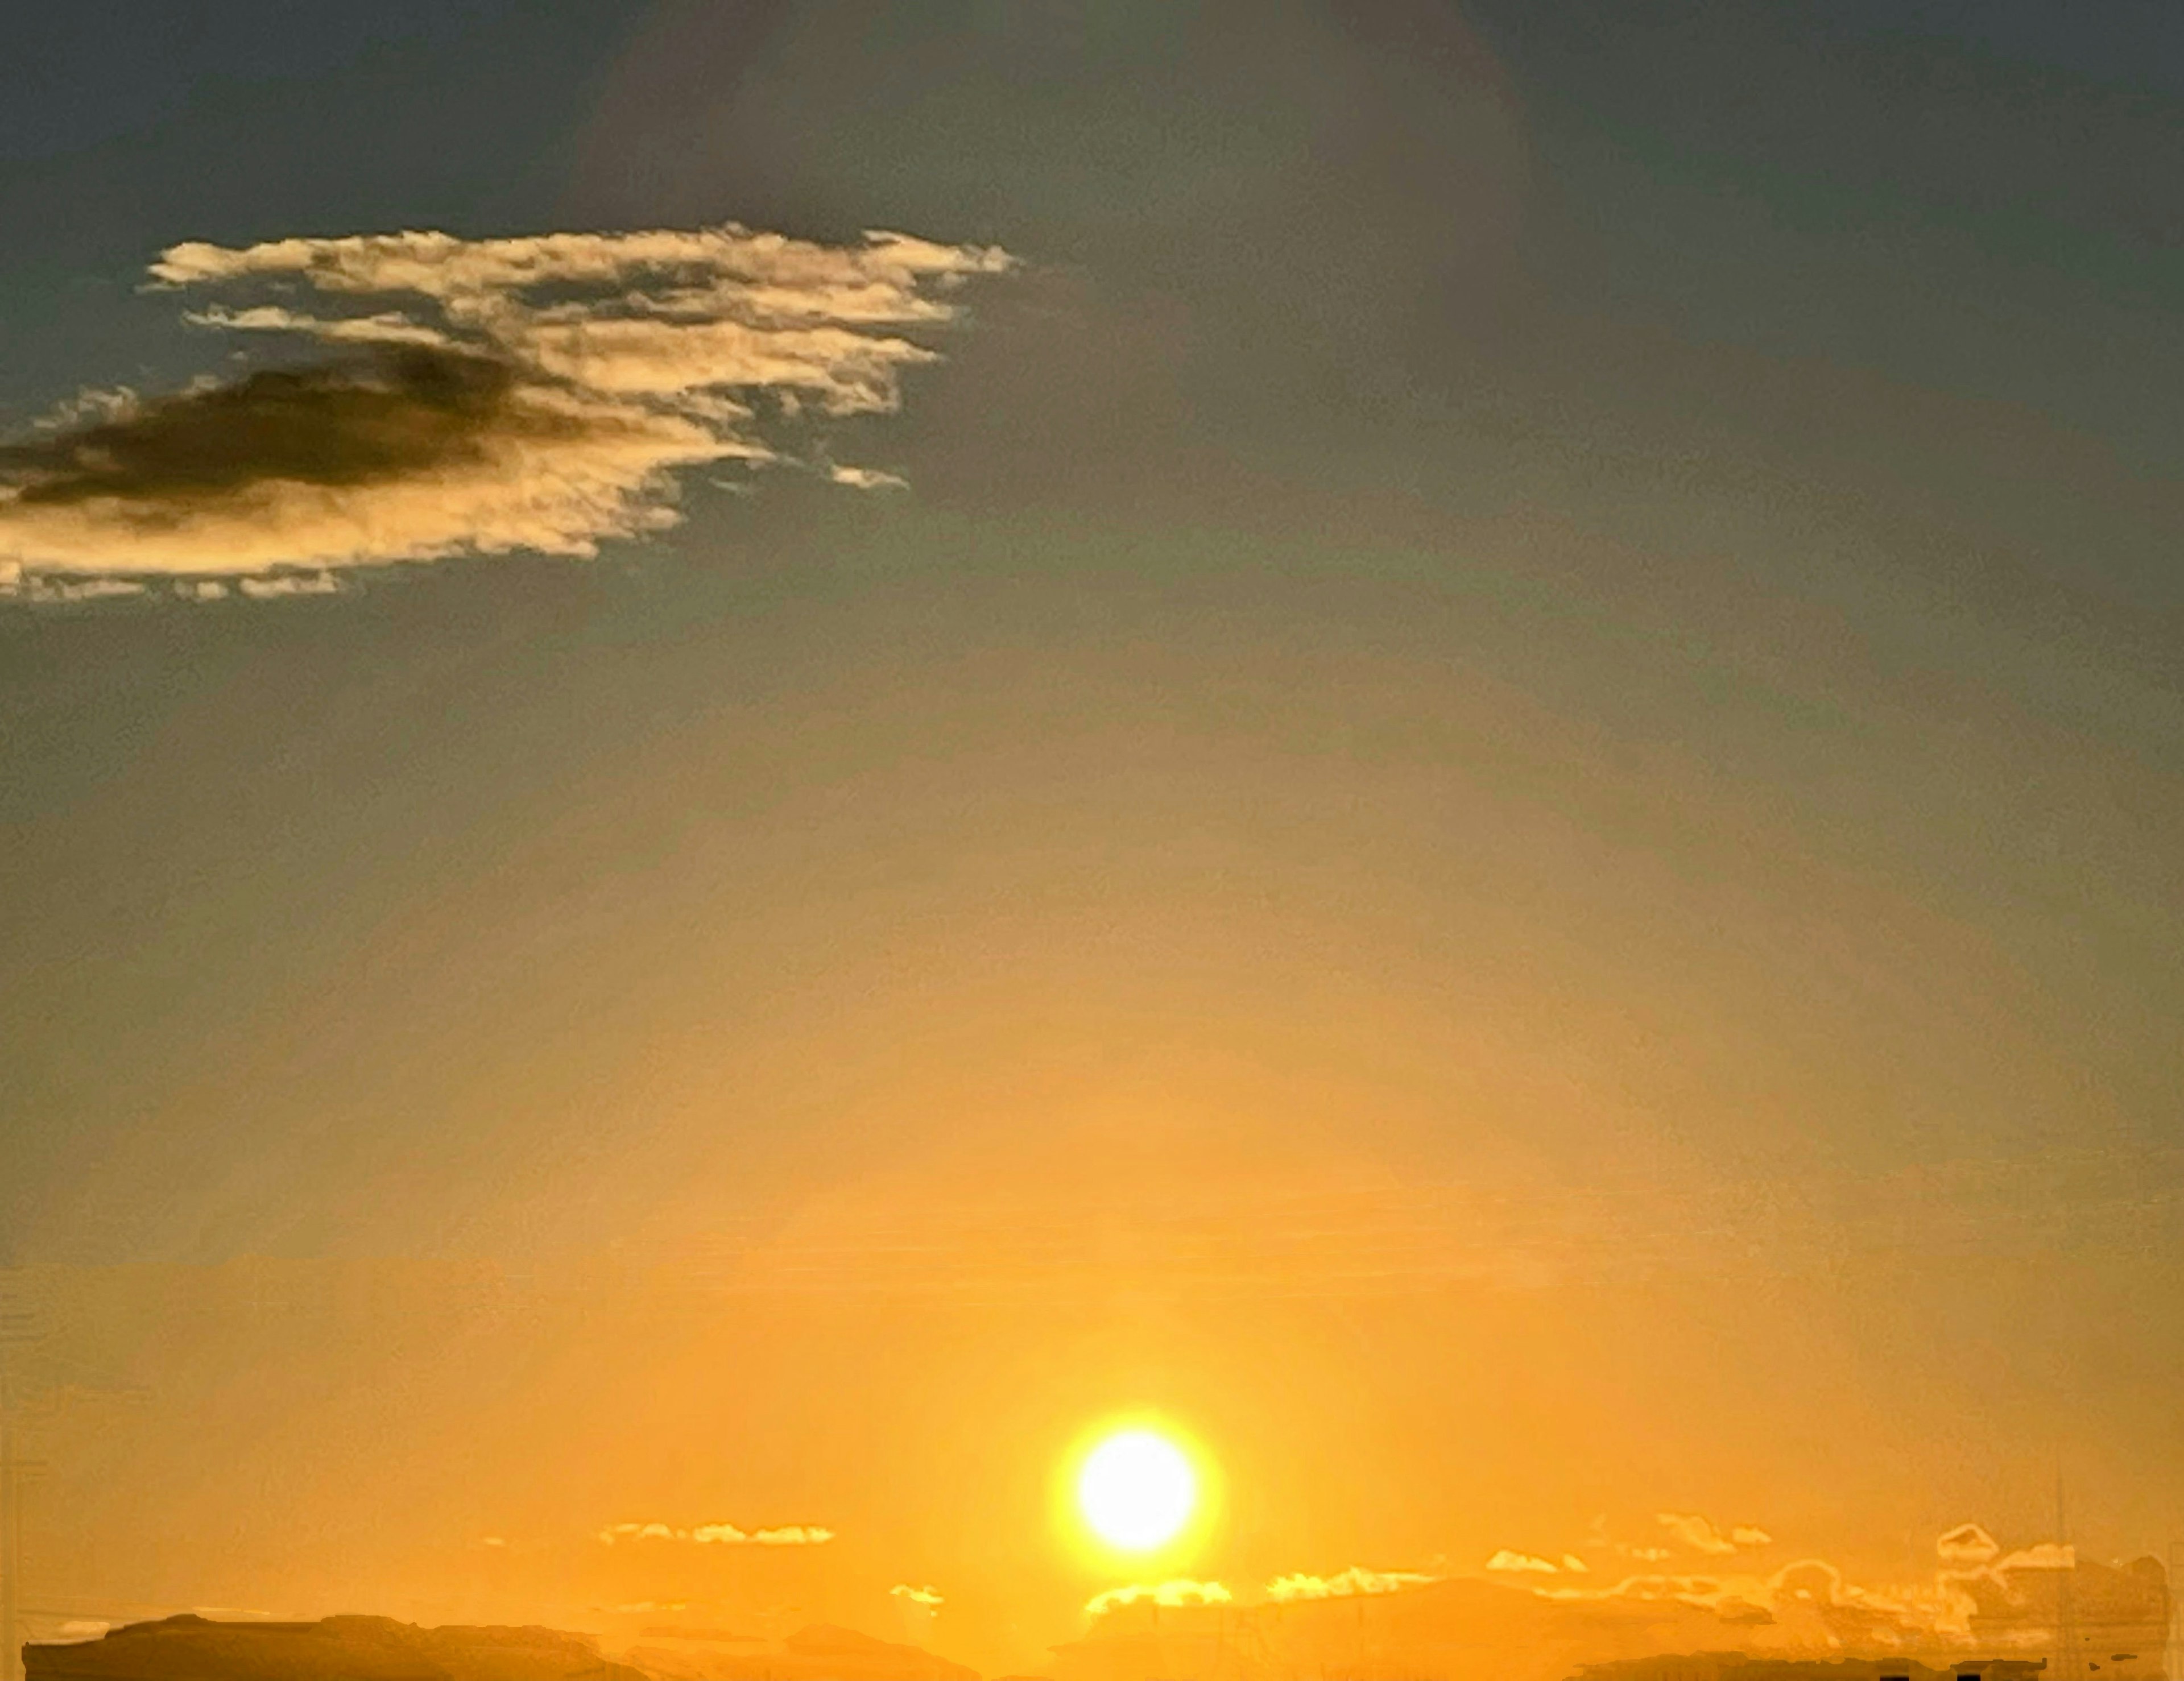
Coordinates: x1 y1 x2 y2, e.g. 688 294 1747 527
0 223 1010 582
0 348 530 512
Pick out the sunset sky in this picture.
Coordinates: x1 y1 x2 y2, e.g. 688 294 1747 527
1 5 2180 1678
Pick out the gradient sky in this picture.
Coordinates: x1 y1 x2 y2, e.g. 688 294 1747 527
1 3 2181 1676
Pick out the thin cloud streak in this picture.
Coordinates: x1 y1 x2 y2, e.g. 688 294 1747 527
595 1520 835 1546
1085 1580 1232 1616
1265 1567 1436 1601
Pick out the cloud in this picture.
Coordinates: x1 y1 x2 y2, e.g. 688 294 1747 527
0 223 1011 581
596 1520 835 1546
1085 1580 1231 1616
825 462 909 490
1561 1555 1590 1573
1937 1523 2000 1567
1072 1522 2115 1663
1486 1551 1564 1575
1265 1568 1435 1601
1536 1559 1914 1645
0 565 147 603
1531 1522 2095 1654
1656 1513 1750 1556
237 570 344 599
1996 1542 2075 1570
1731 1527 1774 1547
891 1585 944 1608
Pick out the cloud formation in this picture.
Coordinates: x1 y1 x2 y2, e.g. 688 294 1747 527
1486 1551 1563 1575
1656 1512 1767 1556
1935 1523 2000 1566
595 1520 835 1546
1085 1580 1232 1616
1532 1523 2121 1653
0 224 1011 581
1266 1567 1436 1601
1994 1542 2074 1570
1076 1525 2125 1658
890 1585 944 1608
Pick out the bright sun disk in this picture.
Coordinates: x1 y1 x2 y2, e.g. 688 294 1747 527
1077 1427 1197 1551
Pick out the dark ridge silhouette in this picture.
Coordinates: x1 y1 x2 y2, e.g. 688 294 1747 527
25 1615 647 1681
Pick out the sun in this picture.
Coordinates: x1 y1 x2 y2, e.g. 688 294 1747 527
1076 1427 1198 1552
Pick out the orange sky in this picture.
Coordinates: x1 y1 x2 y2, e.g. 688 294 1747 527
3 5 2182 1677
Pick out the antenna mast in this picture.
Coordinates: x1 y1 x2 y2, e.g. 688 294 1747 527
2165 1540 2178 1681
2055 1468 2078 1681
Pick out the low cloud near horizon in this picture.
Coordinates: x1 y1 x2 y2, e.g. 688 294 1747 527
595 1520 835 1546
1267 1566 1437 1601
0 223 1012 585
1655 1512 1771 1557
1076 1520 2103 1651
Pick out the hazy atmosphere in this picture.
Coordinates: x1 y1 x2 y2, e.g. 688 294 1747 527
1 6 2179 1681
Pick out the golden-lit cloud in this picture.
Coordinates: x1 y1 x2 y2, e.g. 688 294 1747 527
890 1585 944 1608
0 224 1012 582
1053 1528 2170 1681
1485 1551 1563 1575
1085 1580 1231 1616
1654 1512 1764 1556
595 1520 835 1546
1527 1523 2099 1651
1482 1550 1592 1576
1935 1522 2001 1566
1265 1567 1435 1601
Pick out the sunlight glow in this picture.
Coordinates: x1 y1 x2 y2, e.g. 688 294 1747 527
1076 1428 1198 1552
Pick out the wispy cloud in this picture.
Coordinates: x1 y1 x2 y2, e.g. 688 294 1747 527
1936 1522 2000 1566
891 1585 944 1607
1086 1580 1232 1616
1266 1567 1434 1601
1486 1551 1563 1575
0 224 1011 582
1484 1550 1591 1575
1656 1512 1756 1557
596 1520 835 1546
1532 1523 2116 1652
1076 1525 2108 1657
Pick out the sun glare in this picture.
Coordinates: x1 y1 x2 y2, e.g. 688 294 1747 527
1076 1427 1198 1552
